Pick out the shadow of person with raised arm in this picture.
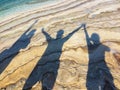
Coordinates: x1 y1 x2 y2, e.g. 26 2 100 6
82 24 116 90
0 20 37 74
23 24 84 90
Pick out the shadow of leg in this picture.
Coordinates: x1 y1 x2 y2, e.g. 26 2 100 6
41 72 56 90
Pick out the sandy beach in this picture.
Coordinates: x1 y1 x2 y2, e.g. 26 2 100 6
0 0 120 89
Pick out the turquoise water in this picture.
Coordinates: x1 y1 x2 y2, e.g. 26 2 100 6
0 0 59 21
0 0 52 12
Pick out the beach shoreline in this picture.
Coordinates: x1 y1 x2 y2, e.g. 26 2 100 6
0 0 63 23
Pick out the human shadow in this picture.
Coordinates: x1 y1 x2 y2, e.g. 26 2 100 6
83 24 116 90
23 24 84 90
0 21 37 74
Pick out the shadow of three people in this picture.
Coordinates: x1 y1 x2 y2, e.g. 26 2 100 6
0 21 116 90
83 24 116 90
23 25 84 90
0 21 37 74
21 23 116 90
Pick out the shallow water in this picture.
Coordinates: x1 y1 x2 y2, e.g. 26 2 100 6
0 0 59 21
0 0 53 11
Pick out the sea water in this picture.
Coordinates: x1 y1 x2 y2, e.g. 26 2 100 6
0 0 60 21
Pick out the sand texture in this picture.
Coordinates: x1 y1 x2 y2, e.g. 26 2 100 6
0 0 120 90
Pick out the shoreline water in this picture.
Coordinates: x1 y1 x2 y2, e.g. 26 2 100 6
0 0 61 23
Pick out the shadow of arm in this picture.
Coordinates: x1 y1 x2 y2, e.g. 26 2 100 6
64 24 83 41
83 24 91 46
42 28 52 41
22 20 38 36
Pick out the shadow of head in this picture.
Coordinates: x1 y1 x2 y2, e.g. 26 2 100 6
27 29 36 38
20 29 36 49
56 30 64 39
91 33 100 44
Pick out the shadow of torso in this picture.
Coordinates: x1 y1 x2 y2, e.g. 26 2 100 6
23 26 83 90
83 27 116 90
